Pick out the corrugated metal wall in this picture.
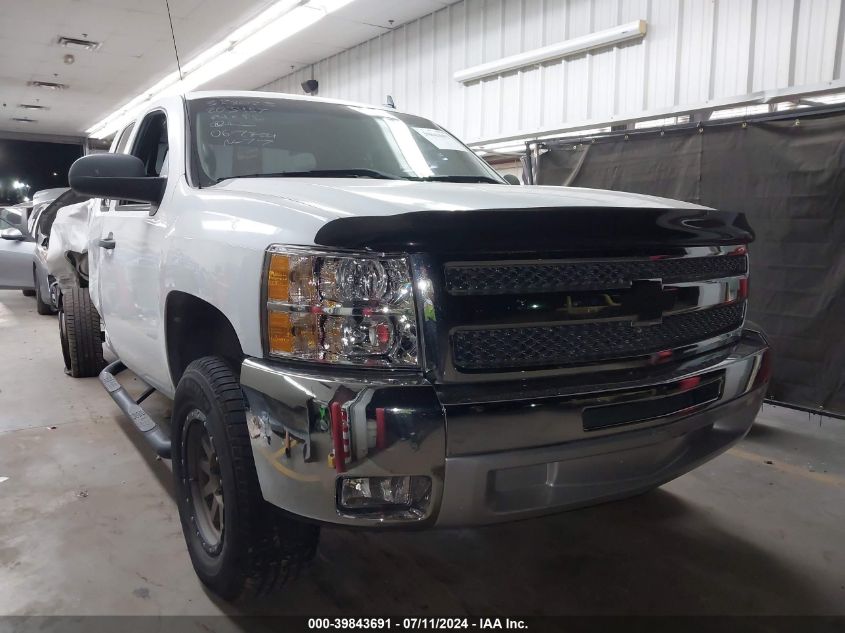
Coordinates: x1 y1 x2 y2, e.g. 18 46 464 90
259 0 845 145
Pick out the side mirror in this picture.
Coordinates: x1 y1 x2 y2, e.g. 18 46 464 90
69 154 166 205
502 174 521 185
0 227 25 241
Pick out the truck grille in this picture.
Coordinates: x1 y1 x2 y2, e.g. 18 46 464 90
432 249 750 378
445 254 747 295
452 302 746 371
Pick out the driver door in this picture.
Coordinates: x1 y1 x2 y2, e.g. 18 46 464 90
0 208 35 289
95 109 172 392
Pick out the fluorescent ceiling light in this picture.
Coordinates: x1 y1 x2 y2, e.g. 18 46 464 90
709 104 769 120
87 0 353 139
475 141 527 154
454 20 647 84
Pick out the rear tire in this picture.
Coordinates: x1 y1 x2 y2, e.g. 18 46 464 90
58 294 72 372
35 273 56 315
21 289 35 297
61 287 105 377
172 356 319 600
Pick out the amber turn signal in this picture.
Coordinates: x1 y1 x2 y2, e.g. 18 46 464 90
267 310 293 354
267 254 290 302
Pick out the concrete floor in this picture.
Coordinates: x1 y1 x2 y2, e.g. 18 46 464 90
1 288 844 617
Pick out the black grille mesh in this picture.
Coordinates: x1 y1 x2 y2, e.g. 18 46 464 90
452 302 745 370
445 255 747 295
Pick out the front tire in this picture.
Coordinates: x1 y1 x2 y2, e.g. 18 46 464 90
60 287 104 377
172 356 319 600
21 289 35 297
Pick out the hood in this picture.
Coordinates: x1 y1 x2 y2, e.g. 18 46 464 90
211 178 708 220
206 178 751 253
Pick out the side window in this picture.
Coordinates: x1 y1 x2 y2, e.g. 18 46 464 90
100 123 135 212
114 123 135 155
0 210 22 231
132 112 168 177
2 208 20 229
117 111 168 210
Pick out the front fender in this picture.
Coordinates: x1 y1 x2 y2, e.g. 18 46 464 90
161 180 330 359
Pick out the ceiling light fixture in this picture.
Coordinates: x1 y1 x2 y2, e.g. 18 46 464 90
11 117 37 123
454 20 647 84
28 80 67 90
18 104 48 110
86 0 354 139
58 36 102 51
474 141 529 155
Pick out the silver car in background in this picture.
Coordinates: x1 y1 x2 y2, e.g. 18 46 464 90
27 189 89 314
0 188 72 302
0 202 36 294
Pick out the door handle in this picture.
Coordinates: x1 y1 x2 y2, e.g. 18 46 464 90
98 237 116 250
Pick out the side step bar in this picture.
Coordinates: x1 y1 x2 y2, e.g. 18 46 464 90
99 360 172 459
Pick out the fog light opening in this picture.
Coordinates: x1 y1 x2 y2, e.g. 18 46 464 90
338 475 432 519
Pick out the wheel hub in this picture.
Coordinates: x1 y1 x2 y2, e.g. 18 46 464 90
185 410 224 551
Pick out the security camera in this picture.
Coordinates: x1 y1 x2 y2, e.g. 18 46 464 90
301 79 318 95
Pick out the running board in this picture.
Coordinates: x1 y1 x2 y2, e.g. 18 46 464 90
99 360 171 459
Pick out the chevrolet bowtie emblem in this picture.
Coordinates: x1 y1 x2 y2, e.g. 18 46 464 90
622 279 678 325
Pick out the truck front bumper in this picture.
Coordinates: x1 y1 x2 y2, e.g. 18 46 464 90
241 330 769 527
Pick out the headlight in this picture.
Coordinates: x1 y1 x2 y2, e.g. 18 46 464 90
263 246 418 367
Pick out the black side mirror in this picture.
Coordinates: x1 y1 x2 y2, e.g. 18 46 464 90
69 154 166 205
503 174 521 185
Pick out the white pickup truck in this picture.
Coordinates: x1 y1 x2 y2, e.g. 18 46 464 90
64 90 770 600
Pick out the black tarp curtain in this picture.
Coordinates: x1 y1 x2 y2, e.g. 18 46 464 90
534 108 845 417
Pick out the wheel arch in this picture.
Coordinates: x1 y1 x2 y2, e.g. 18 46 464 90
33 260 51 300
165 291 245 387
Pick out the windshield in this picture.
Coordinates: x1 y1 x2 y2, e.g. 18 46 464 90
188 97 503 186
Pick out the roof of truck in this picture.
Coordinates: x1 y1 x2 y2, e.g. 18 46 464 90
185 90 400 115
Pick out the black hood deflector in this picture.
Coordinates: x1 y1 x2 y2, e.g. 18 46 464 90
314 207 754 254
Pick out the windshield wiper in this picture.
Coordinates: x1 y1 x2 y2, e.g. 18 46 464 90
217 169 402 182
413 175 503 184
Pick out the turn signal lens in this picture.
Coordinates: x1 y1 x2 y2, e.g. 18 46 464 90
267 311 293 353
267 254 290 301
267 310 320 357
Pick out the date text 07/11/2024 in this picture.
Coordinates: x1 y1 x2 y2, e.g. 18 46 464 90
306 617 529 630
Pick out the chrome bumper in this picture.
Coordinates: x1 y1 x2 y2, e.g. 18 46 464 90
241 329 769 527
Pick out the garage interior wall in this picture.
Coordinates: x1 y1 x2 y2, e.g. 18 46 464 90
259 0 845 145
534 107 845 417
